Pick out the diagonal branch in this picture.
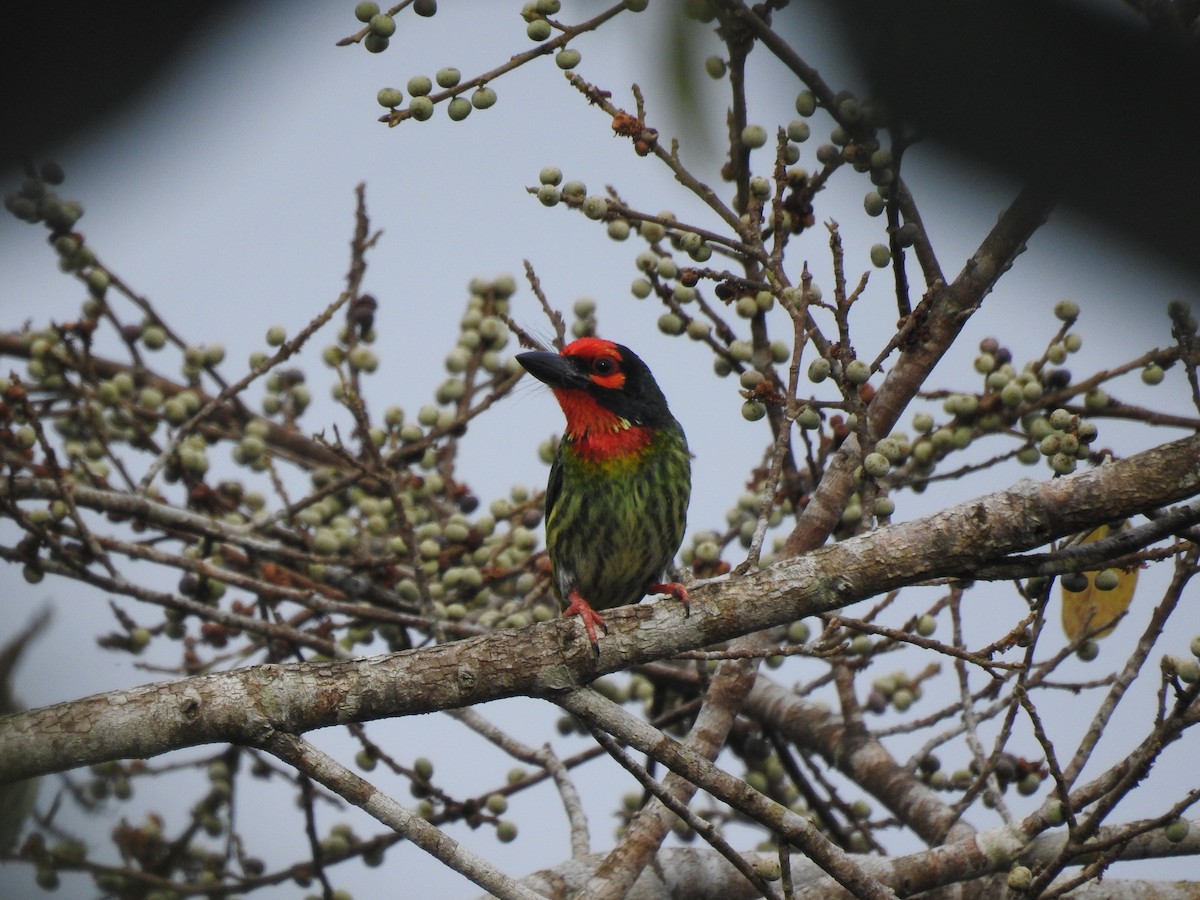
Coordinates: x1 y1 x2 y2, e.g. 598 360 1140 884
0 434 1197 783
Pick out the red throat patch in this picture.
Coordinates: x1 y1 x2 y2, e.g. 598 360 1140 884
552 387 653 462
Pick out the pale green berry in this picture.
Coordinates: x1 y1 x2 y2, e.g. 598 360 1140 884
1064 332 1082 352
369 13 396 37
355 2 381 22
740 369 764 390
736 295 758 318
795 91 817 116
556 48 581 69
787 120 810 143
138 387 163 410
408 96 434 120
741 400 766 422
916 615 936 637
863 192 885 216
377 87 403 108
1045 800 1065 825
1051 452 1076 475
364 33 389 53
1142 363 1164 385
561 180 587 201
1017 445 1040 464
1054 299 1079 321
630 278 652 299
749 176 770 199
686 319 711 340
640 220 666 242
986 370 1010 390
863 452 890 478
536 184 560 206
1165 818 1190 842
973 352 996 374
527 19 552 40
496 821 518 843
808 357 831 382
142 325 167 350
348 347 377 372
869 243 891 268
796 406 821 429
845 359 871 384
265 325 286 346
1084 389 1108 412
435 67 461 88
1007 865 1033 891
539 166 562 186
741 125 768 148
407 75 433 97
86 268 109 297
471 86 497 109
729 340 753 362
606 219 630 240
657 313 684 335
582 195 608 220
447 97 471 121
705 56 726 78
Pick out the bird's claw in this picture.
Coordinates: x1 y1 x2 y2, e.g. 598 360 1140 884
564 591 608 657
649 581 690 617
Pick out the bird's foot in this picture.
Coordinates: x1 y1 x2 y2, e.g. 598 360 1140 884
564 590 608 657
648 581 690 617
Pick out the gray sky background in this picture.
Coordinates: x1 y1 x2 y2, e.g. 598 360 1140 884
1 3 1197 897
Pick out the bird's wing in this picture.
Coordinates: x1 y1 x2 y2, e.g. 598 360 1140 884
545 451 563 523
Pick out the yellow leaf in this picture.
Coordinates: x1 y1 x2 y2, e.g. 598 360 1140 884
1060 524 1139 642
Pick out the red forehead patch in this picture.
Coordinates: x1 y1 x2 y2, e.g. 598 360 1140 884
562 337 621 361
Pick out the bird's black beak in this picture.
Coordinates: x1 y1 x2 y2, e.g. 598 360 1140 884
517 351 589 390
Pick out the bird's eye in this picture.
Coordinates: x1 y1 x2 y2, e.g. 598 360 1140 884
590 357 616 376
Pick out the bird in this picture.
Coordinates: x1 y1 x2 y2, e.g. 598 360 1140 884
517 337 692 655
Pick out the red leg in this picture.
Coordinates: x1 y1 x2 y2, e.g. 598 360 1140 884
564 590 608 656
648 581 690 617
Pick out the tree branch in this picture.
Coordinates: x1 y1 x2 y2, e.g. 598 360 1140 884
1 433 1196 783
